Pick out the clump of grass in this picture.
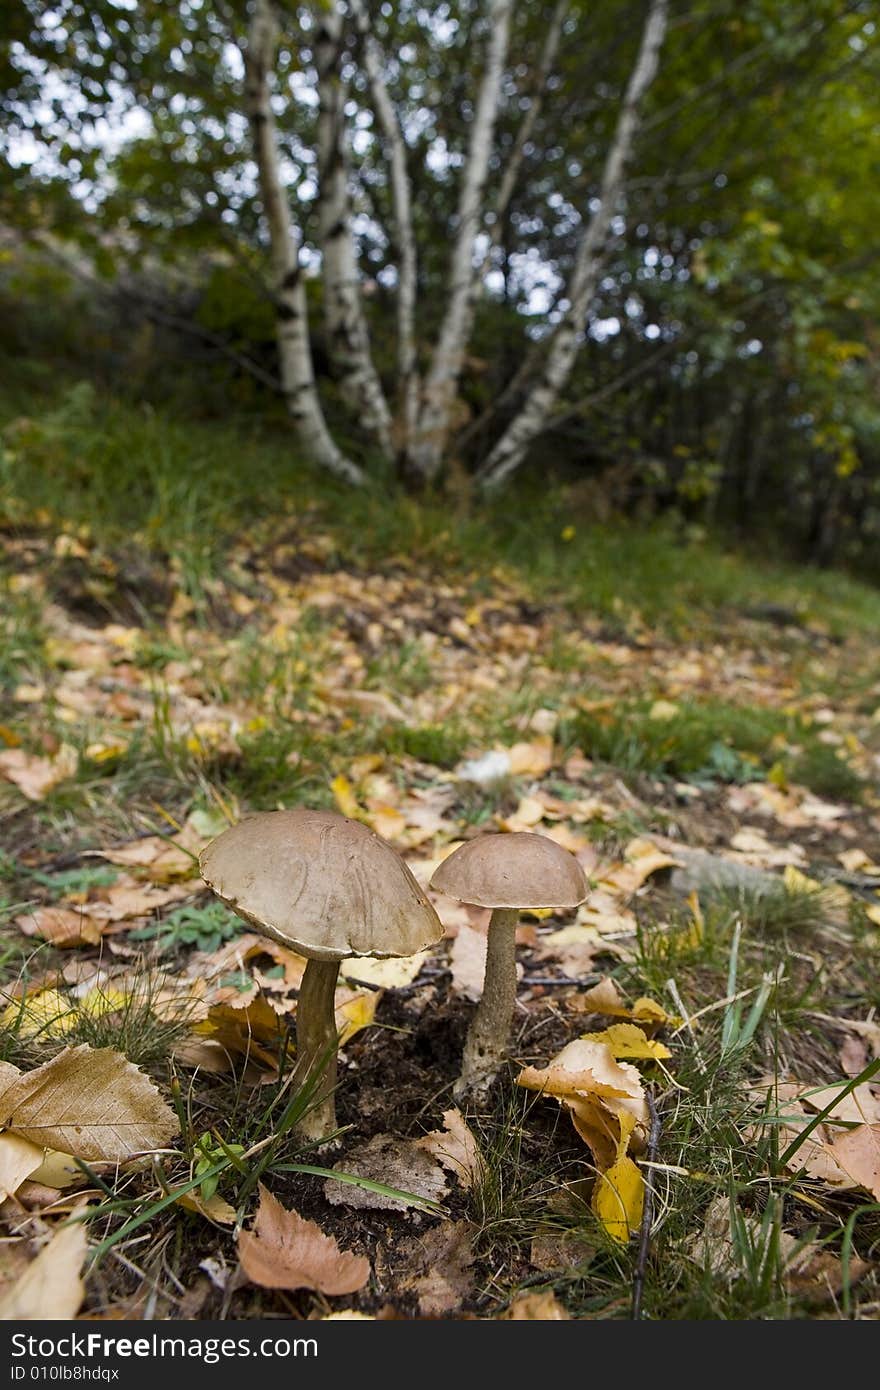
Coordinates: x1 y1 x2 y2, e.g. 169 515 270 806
384 722 469 768
708 879 844 938
787 743 865 803
64 979 197 1069
468 1091 586 1262
0 967 198 1073
573 697 866 802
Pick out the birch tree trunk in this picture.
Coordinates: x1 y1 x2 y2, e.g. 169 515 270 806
408 0 515 482
476 0 668 492
314 5 393 456
349 0 420 452
245 0 365 486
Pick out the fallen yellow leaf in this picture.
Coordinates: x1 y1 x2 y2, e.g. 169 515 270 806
581 1023 671 1061
331 774 362 819
592 1154 644 1243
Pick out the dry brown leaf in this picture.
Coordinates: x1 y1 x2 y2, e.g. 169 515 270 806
323 687 408 723
364 804 407 840
534 924 604 977
504 1290 569 1319
99 836 196 881
800 1082 880 1127
517 1038 648 1169
419 1109 483 1190
14 906 103 948
529 1229 595 1273
0 1132 45 1199
197 994 291 1068
574 976 675 1024
381 1222 475 1316
498 795 546 832
601 838 682 896
449 922 487 1001
506 736 554 777
238 1185 370 1294
0 746 78 801
828 1124 880 1199
567 973 628 1017
839 1033 870 1077
85 877 195 923
0 1223 87 1319
29 1149 87 1190
0 1044 178 1161
0 1060 22 1095
324 1133 448 1212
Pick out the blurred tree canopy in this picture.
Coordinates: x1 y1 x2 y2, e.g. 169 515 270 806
1 1 878 564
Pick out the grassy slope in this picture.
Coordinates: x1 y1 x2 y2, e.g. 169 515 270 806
0 383 879 1320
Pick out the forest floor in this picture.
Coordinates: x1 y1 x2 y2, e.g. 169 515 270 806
1 407 879 1320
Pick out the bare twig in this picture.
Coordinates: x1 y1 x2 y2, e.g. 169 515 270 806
631 1091 661 1320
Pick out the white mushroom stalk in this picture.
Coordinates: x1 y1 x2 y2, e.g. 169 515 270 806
457 908 518 1098
289 957 342 1142
431 832 588 1099
199 809 444 1142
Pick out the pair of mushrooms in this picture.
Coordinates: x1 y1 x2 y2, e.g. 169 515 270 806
200 809 587 1140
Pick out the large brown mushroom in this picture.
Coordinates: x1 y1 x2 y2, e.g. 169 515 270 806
200 809 443 1141
431 833 587 1098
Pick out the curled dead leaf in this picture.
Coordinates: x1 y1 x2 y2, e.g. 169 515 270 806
238 1185 370 1294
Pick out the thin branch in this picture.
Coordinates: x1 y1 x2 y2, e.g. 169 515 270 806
476 0 669 491
348 0 420 449
409 0 516 480
632 1091 661 1321
313 2 393 453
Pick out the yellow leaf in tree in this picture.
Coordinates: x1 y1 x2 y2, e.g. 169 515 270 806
581 1023 671 1061
592 1155 644 1243
331 774 362 819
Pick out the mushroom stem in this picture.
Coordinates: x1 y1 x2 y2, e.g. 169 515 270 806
291 957 341 1142
456 907 519 1099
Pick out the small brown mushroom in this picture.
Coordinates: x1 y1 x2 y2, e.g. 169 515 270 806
431 832 587 1098
200 809 443 1141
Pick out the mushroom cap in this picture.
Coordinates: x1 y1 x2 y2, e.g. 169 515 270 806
430 832 588 910
199 809 444 962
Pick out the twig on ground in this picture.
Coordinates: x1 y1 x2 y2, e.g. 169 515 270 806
631 1091 661 1321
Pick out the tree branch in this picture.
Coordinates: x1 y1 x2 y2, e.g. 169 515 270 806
409 0 516 481
313 2 393 455
476 0 669 492
348 0 420 452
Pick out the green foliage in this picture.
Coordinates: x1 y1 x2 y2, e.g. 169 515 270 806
383 723 470 768
130 900 240 955
572 697 866 800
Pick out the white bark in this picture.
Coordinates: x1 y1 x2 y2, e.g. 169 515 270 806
409 0 515 480
245 0 365 486
476 0 669 492
349 0 419 450
314 5 393 455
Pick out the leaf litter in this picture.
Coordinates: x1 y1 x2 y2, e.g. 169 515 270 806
2 519 880 1317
